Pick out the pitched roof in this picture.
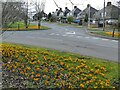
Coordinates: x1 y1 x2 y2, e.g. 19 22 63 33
82 6 98 14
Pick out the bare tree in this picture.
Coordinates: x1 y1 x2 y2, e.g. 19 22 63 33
2 1 23 28
1 0 30 33
0 0 26 34
34 0 46 29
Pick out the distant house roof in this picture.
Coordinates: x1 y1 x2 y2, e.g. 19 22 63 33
57 8 63 16
63 7 71 17
78 4 98 19
73 6 81 17
94 2 120 20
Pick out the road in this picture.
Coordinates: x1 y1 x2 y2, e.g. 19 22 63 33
2 22 119 62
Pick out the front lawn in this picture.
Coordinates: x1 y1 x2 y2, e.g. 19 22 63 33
1 43 119 89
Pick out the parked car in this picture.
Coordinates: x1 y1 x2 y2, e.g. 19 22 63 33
107 19 118 25
73 19 80 23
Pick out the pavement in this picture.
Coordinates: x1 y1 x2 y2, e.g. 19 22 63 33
1 21 119 63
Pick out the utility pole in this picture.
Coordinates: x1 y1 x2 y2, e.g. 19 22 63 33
68 0 74 10
103 0 105 31
88 4 90 29
0 1 2 29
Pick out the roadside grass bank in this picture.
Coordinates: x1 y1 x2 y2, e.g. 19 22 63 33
0 22 50 31
87 27 119 39
1 43 119 89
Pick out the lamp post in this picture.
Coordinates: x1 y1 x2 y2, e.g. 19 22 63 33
103 0 105 31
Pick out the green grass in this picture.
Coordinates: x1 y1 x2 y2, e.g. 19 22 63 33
7 22 50 30
4 42 120 79
88 28 103 31
2 43 120 88
8 22 25 28
90 31 118 38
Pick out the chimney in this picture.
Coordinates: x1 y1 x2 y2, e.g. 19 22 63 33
74 6 77 9
65 7 68 9
107 2 112 6
87 4 90 8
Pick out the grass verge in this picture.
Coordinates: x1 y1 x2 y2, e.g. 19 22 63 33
1 43 120 89
90 31 119 39
1 22 50 31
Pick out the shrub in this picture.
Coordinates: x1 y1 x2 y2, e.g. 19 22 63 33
67 16 73 24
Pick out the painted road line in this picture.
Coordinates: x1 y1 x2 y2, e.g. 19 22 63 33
56 34 59 36
49 33 55 35
112 40 118 42
101 39 109 41
62 35 67 37
66 31 76 35
92 37 100 40
76 36 82 38
85 37 90 39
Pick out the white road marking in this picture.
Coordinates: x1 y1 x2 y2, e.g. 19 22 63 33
62 35 67 36
112 40 118 42
85 37 90 39
49 33 55 35
56 34 59 36
26 36 63 41
76 36 82 38
92 37 99 40
66 31 75 35
102 39 109 41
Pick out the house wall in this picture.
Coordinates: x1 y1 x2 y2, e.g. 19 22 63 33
111 6 120 19
94 5 120 20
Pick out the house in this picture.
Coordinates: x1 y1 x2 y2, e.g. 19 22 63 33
63 7 71 17
94 2 120 25
54 9 59 16
78 4 98 21
57 8 63 17
72 6 81 18
33 11 47 21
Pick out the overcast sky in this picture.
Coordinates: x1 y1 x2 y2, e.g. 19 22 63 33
29 0 118 14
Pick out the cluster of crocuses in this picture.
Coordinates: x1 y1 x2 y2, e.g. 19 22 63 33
1 44 115 89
